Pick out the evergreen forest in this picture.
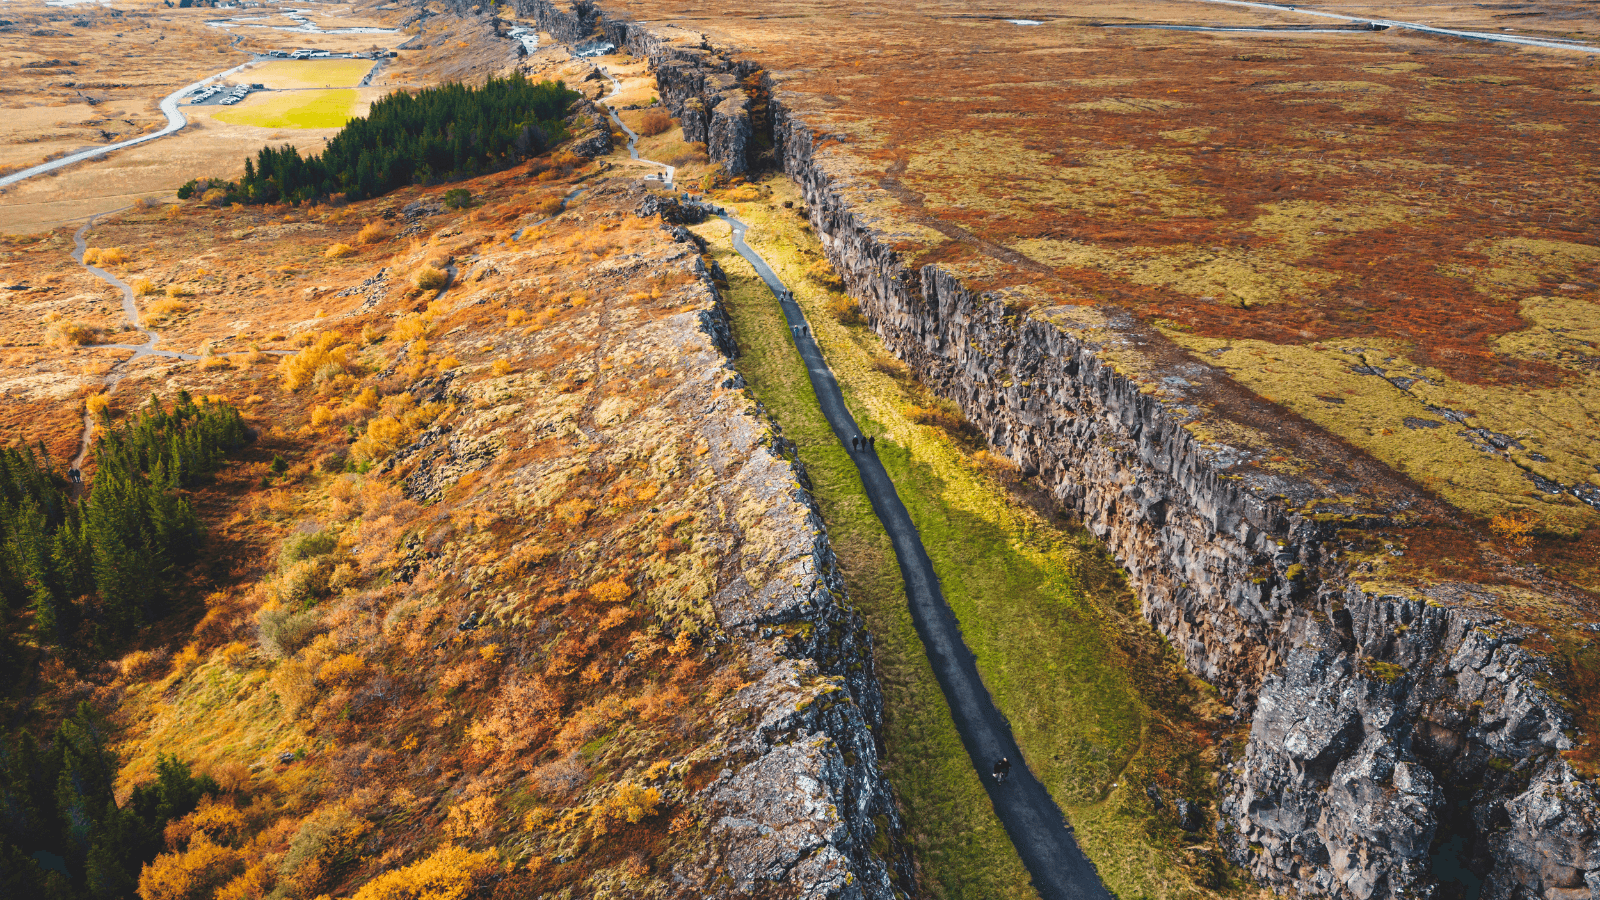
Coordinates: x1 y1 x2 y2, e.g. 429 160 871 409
0 704 218 899
0 392 250 651
188 75 579 205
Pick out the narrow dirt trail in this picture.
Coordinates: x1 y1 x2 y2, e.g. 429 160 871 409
68 215 202 477
1176 0 1600 52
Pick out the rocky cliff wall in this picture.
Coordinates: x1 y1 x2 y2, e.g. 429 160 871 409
625 179 914 899
773 113 1600 900
519 3 1600 898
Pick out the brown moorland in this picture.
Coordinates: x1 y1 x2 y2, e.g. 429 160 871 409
585 0 1600 596
1 136 909 896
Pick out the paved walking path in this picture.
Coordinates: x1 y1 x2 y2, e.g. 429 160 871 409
709 210 1112 900
571 54 1109 896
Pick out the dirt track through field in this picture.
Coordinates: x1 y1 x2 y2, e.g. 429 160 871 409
1176 0 1600 52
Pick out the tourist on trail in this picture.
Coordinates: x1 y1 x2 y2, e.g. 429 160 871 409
993 757 1011 783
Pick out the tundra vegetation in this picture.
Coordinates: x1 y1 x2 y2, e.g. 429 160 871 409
0 113 887 896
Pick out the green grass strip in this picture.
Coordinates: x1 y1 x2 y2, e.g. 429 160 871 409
695 176 1242 900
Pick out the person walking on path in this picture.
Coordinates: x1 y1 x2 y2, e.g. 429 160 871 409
993 757 1012 784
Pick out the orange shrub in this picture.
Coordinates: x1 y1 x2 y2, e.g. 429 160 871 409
635 109 673 136
138 835 243 900
413 265 449 294
277 331 357 392
356 221 391 244
325 242 356 259
827 294 864 326
348 845 498 900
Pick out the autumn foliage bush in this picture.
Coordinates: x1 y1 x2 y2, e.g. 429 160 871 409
635 109 673 137
827 294 864 326
348 845 499 900
357 221 392 244
413 265 449 294
278 331 358 392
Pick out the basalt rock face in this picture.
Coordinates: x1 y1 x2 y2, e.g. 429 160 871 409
771 101 1600 900
518 3 1600 898
520 0 759 174
563 97 613 158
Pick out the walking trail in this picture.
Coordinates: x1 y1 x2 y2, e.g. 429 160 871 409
712 211 1111 900
68 215 201 475
65 217 288 482
585 53 1111 900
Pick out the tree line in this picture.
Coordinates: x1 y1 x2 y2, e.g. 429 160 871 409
0 392 249 650
0 703 218 898
181 74 579 206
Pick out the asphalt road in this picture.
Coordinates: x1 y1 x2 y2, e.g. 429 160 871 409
0 59 259 191
1179 0 1600 52
711 210 1112 900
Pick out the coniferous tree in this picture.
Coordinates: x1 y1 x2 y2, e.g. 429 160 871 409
234 74 578 205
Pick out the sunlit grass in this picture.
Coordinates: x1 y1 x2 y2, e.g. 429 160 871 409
696 175 1238 900
213 89 359 129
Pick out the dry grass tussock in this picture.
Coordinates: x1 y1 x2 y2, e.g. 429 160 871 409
146 299 192 324
413 265 449 294
82 247 128 267
42 312 100 347
357 222 392 245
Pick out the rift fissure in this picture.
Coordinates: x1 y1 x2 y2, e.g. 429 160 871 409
518 2 1600 898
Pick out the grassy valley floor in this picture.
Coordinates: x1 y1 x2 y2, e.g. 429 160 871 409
695 175 1247 900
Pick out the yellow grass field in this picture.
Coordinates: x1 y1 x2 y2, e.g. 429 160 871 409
245 58 376 90
213 90 359 129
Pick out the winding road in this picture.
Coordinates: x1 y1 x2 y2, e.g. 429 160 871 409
1178 0 1600 53
584 54 1110 900
0 60 258 191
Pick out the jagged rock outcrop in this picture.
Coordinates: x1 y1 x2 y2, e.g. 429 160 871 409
393 171 911 897
563 96 613 158
516 4 1600 898
521 0 759 174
